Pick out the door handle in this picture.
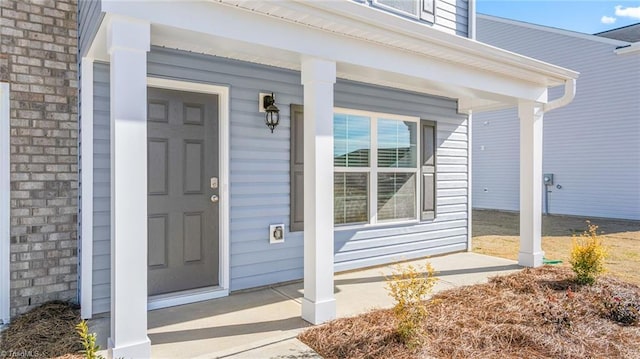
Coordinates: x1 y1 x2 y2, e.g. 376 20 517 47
210 194 219 203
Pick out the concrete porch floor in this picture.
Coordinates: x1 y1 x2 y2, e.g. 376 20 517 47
92 252 521 358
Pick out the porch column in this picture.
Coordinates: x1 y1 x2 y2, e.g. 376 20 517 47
106 16 151 358
518 100 545 267
301 57 337 324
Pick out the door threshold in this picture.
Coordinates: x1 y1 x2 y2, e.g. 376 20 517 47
148 286 229 311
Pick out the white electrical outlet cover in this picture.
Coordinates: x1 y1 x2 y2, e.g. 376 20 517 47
269 224 285 244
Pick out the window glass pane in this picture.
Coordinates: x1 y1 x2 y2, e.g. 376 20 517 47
378 119 417 168
377 173 416 221
376 0 419 16
334 114 370 167
334 172 369 225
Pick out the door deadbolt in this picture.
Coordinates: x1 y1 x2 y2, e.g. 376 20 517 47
210 177 218 189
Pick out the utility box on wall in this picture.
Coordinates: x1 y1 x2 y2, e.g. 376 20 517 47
543 174 554 186
269 224 285 244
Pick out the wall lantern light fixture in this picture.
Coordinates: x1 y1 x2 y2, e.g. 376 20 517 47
263 93 280 133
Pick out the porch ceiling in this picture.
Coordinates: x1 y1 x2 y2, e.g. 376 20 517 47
91 0 579 112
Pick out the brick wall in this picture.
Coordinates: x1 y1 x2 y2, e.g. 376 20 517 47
0 0 78 317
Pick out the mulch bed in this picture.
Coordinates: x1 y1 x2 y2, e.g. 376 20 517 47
0 301 83 359
299 266 640 358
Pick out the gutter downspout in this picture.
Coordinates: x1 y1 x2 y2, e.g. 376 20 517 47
544 78 576 112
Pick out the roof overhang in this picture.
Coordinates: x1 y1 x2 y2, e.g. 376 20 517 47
616 42 640 55
88 0 579 112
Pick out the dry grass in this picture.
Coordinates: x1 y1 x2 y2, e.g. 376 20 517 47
472 209 640 285
0 301 83 359
299 266 640 359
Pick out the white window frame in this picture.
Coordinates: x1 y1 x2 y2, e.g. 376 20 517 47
372 0 421 19
333 107 421 230
421 0 436 23
371 0 436 23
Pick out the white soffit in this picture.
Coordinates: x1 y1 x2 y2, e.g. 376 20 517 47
218 0 578 86
94 0 578 107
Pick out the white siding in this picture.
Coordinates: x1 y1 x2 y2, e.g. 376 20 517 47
435 0 469 36
472 108 519 211
366 0 469 37
473 15 640 220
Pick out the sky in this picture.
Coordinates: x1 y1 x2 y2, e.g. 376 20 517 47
476 0 640 35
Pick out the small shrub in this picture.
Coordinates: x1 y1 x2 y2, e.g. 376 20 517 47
385 262 438 347
76 320 104 359
569 221 607 285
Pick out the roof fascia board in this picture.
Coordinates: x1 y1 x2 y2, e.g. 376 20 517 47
615 42 640 55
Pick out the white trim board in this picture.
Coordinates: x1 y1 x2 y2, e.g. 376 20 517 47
80 58 94 319
466 111 473 251
615 43 640 55
1 82 10 324
148 287 228 311
146 77 231 309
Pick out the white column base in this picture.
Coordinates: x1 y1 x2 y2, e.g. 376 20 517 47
108 337 151 359
518 251 544 267
302 297 336 325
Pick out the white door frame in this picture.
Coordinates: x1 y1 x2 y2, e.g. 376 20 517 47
145 77 230 310
0 82 10 324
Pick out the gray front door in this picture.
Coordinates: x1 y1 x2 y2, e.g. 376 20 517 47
147 87 219 296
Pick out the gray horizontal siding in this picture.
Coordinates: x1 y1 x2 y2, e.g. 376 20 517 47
92 62 110 314
91 48 469 311
363 0 469 37
334 80 469 271
472 107 519 211
149 48 306 294
473 16 640 220
78 0 103 57
435 0 469 36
